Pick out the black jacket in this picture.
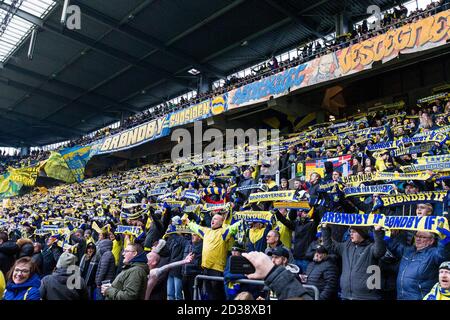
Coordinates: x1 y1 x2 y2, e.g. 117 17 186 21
283 210 320 260
304 257 339 300
70 235 86 265
0 241 19 275
144 209 171 250
144 220 163 250
40 268 89 300
41 244 63 276
17 243 34 258
182 240 203 276
80 253 100 286
264 266 313 300
166 234 188 278
237 177 257 199
95 240 116 286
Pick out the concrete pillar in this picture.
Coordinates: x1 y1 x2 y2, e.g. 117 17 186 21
199 75 212 94
20 147 29 156
316 110 326 124
335 12 350 36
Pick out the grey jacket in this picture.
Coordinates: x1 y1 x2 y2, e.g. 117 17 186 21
95 240 116 286
322 227 386 300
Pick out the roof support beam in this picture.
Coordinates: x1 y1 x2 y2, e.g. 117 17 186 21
54 0 226 78
200 0 333 63
0 76 118 121
0 109 83 138
0 3 195 91
142 0 247 66
163 0 247 47
3 64 141 113
263 0 324 38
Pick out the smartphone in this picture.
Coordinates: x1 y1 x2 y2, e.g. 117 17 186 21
101 280 111 286
230 255 256 275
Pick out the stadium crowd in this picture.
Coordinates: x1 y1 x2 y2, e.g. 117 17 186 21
0 150 50 176
0 89 450 301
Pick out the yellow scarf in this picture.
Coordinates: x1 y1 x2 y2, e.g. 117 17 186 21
249 227 266 244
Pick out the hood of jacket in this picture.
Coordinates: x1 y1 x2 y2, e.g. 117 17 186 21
97 239 113 255
6 273 41 290
129 252 148 264
50 268 76 284
285 263 300 274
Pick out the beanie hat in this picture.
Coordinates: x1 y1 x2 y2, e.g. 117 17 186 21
316 245 328 254
350 226 370 240
56 252 78 269
439 261 450 271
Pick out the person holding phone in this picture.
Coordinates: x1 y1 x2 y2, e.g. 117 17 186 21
241 251 312 300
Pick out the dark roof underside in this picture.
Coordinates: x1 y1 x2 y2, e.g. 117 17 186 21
0 0 409 147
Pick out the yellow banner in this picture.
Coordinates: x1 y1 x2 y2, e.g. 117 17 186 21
273 201 310 209
248 190 297 203
44 151 76 183
234 211 273 223
8 165 40 187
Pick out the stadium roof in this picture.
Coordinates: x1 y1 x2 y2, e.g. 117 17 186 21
0 0 409 147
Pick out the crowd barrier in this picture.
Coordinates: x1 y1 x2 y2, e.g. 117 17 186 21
192 275 320 300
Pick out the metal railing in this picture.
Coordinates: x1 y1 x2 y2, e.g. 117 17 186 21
193 274 320 300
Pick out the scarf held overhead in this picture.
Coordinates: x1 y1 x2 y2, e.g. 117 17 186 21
320 212 449 238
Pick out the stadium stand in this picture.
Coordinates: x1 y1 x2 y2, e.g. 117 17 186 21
0 0 450 304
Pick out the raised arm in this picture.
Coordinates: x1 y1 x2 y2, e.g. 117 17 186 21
321 224 345 257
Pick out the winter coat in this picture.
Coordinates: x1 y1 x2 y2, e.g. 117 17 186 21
4 273 41 300
41 244 63 276
17 243 34 258
388 237 450 300
288 210 320 260
322 227 386 300
304 257 339 300
95 240 116 287
166 234 188 278
40 268 89 300
105 253 149 300
0 241 19 275
264 266 312 300
143 211 166 251
80 252 100 286
70 236 86 265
